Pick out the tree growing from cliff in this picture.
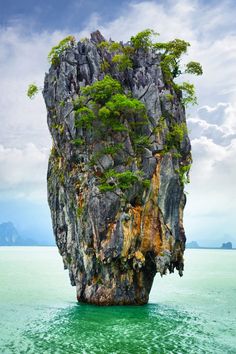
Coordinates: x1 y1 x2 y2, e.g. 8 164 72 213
48 35 75 65
27 84 39 99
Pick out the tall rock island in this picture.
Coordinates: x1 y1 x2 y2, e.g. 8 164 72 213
43 31 192 305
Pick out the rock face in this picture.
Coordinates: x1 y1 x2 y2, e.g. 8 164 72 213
43 31 191 305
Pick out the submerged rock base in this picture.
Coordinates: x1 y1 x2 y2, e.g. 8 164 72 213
44 31 191 305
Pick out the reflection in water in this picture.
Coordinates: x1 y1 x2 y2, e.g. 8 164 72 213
5 303 219 354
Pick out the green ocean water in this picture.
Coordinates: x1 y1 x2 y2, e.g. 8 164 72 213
0 247 235 354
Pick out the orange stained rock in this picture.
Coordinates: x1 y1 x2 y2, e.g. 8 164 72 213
134 250 145 263
100 218 119 253
141 160 163 255
121 205 142 258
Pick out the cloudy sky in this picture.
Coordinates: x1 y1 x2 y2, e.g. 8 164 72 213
0 0 235 246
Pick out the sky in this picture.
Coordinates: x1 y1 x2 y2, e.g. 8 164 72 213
0 0 235 246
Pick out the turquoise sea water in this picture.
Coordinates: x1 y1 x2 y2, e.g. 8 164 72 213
0 247 235 354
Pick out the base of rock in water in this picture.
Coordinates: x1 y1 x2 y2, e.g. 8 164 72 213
75 264 157 305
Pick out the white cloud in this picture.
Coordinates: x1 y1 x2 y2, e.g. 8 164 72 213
185 135 236 245
0 25 70 149
199 103 229 113
0 144 49 202
188 102 236 144
184 97 236 244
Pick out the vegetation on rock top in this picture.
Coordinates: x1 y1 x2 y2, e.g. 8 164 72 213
30 29 202 189
48 35 75 66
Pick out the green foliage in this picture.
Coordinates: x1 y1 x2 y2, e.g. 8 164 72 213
50 145 58 157
97 41 122 52
48 36 75 65
76 206 84 217
73 96 87 110
130 29 158 51
153 38 203 84
154 39 190 79
164 123 188 152
98 105 128 132
112 54 133 71
98 184 116 192
100 59 110 72
122 46 135 56
154 39 190 59
160 56 177 82
116 171 139 190
132 135 151 153
105 94 146 115
185 61 203 76
98 106 111 121
97 41 135 72
109 42 122 52
96 31 202 93
98 169 150 193
81 75 122 104
100 144 124 156
97 41 109 49
52 123 64 134
71 138 85 146
90 144 124 166
142 179 151 188
75 107 95 128
59 172 65 184
72 76 150 187
96 92 147 132
176 164 191 186
99 169 139 192
27 84 38 99
176 82 197 107
66 254 72 264
165 93 174 102
59 100 65 107
80 37 88 43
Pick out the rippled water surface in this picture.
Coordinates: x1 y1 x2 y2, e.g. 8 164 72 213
0 247 235 353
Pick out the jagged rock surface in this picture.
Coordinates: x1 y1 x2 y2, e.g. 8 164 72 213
43 31 191 305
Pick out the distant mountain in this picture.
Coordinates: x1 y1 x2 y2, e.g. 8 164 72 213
0 222 37 246
221 242 232 249
186 240 234 249
186 241 200 249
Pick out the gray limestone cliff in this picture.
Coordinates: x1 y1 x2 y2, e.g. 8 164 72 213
43 31 191 305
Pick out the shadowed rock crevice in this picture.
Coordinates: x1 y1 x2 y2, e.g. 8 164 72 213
44 31 191 305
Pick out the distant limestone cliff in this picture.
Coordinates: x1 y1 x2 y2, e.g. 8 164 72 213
186 241 200 249
0 222 37 246
221 242 232 249
44 30 194 305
